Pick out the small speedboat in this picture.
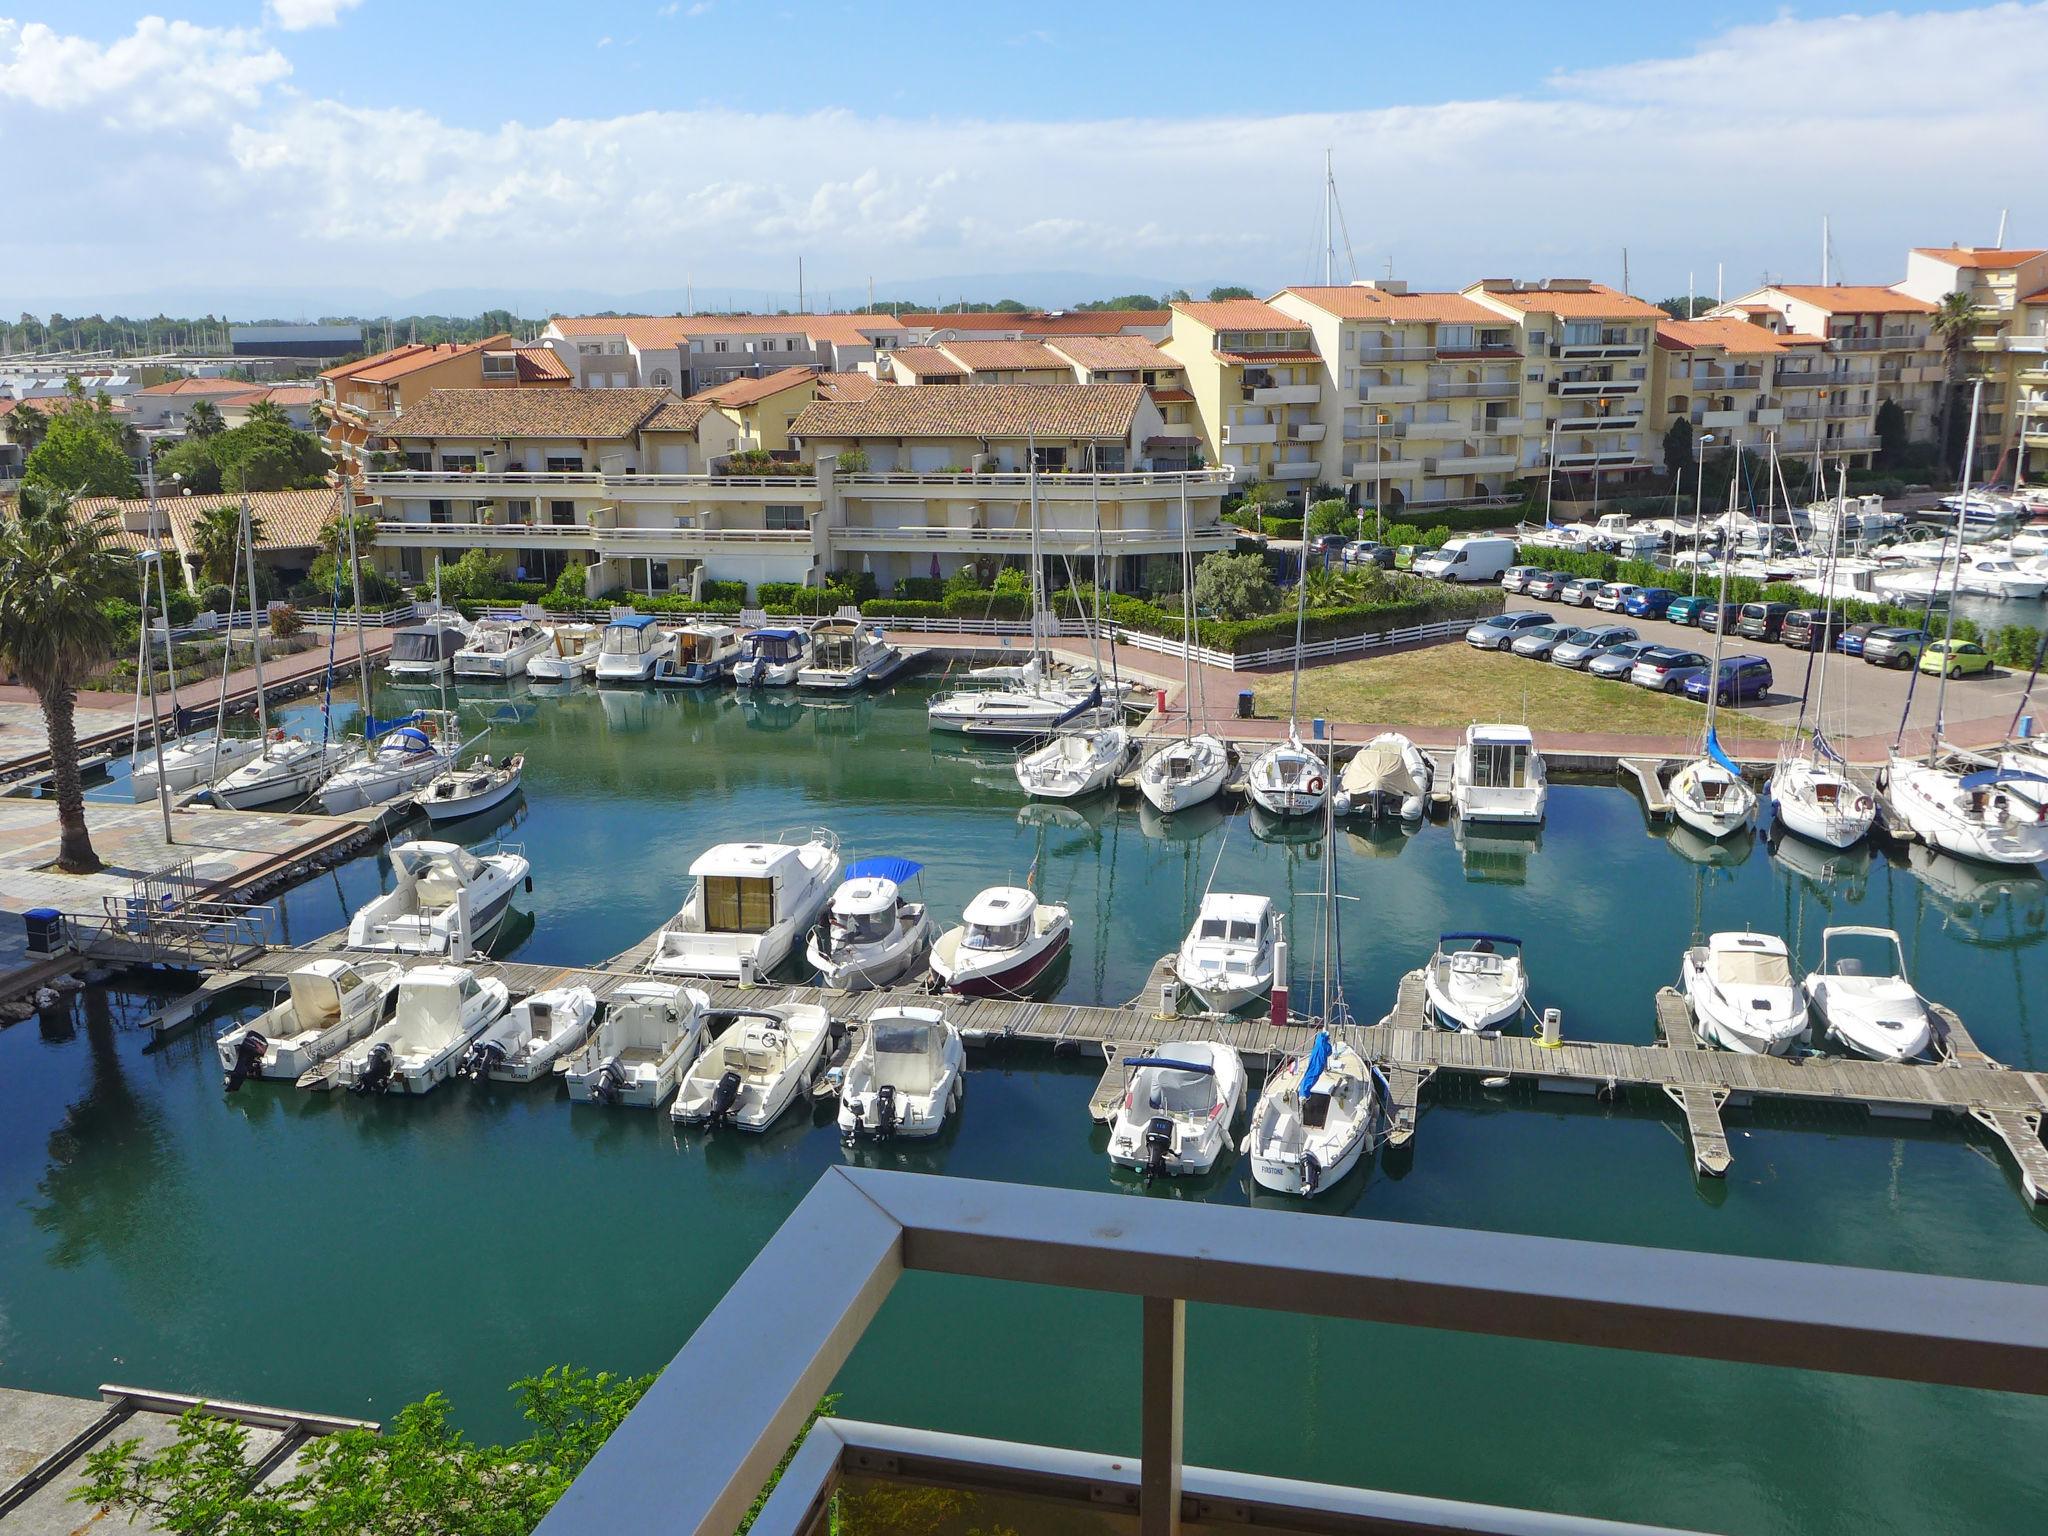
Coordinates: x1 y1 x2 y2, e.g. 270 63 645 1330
651 624 742 686
733 627 810 687
1105 1041 1246 1180
1135 734 1230 814
454 617 552 679
1802 926 1935 1062
318 964 510 1095
804 857 936 990
1173 893 1278 1013
797 619 896 691
1333 733 1432 821
218 957 400 1090
837 1006 965 1141
928 886 1071 997
346 839 530 957
1244 731 1328 819
132 731 263 800
1680 931 1808 1056
671 1003 832 1130
456 984 598 1083
1422 932 1526 1033
1014 726 1133 799
1247 1029 1379 1197
927 664 1106 737
564 981 708 1108
419 752 523 823
385 614 471 679
526 623 601 683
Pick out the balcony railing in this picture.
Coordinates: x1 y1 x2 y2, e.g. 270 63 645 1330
833 523 1230 549
1270 461 1320 479
1287 422 1325 441
375 519 812 547
1427 380 1518 399
1358 381 1426 404
1342 418 1409 440
365 466 1231 498
1354 345 1437 361
1423 452 1517 475
1549 377 1642 397
1222 423 1276 445
1551 339 1644 359
1251 383 1320 406
1551 413 1641 432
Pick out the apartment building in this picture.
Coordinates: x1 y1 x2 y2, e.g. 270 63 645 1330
689 367 820 454
320 334 569 478
1046 336 1200 470
1651 318 1798 463
539 314 909 395
1161 300 1323 489
885 348 970 384
922 341 1073 386
1895 246 2048 477
897 310 1172 344
128 377 263 434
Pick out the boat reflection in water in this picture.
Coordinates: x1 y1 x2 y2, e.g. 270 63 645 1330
595 686 673 734
1661 818 1755 869
1906 844 2048 950
1249 804 1327 848
1345 819 1419 862
1453 818 1541 884
1136 796 1227 845
737 688 804 733
1769 824 1871 902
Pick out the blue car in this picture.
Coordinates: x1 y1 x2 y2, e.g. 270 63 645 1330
1836 623 1880 658
1624 587 1678 619
1682 655 1774 705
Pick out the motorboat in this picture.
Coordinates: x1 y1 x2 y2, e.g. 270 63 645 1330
733 627 810 687
1883 751 2048 865
1014 725 1133 799
928 885 1071 997
645 828 842 981
1422 932 1527 1033
385 614 471 680
595 614 676 683
926 673 1111 737
1957 554 2047 599
454 617 552 679
1172 893 1278 1013
525 623 601 683
317 964 510 1095
650 624 741 686
1105 1041 1246 1180
797 619 897 691
1451 724 1548 824
419 752 524 824
217 957 400 1090
1802 926 1935 1062
455 984 598 1083
804 856 935 990
563 981 708 1108
317 710 461 812
1668 749 1757 841
1247 1030 1379 1197
836 1006 965 1141
210 731 358 810
1770 755 1874 849
1243 731 1329 819
1680 931 1808 1056
1334 733 1432 821
671 1003 832 1130
131 731 263 800
346 839 530 957
1136 734 1230 815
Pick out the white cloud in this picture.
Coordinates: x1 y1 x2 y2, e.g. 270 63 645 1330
265 0 364 30
0 15 289 126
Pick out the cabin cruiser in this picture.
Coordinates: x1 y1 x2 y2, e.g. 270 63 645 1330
1014 725 1133 799
651 623 742 686
1105 1042 1246 1180
1244 731 1329 819
1802 926 1935 1062
1668 751 1757 841
797 619 899 690
419 751 523 824
1883 751 2048 865
319 965 510 1095
526 623 601 683
132 731 263 800
1680 931 1808 1056
929 885 1071 997
385 615 471 680
1334 733 1432 821
1769 755 1874 849
318 711 461 812
594 614 675 683
217 957 400 1090
837 1006 965 1141
804 857 935 989
1422 932 1527 1032
1136 733 1230 815
346 839 530 957
733 627 810 687
671 1003 832 1131
1452 725 1548 824
210 731 358 810
1247 1029 1379 1196
1173 894 1278 1013
645 829 842 981
456 984 598 1083
454 617 552 679
564 981 708 1108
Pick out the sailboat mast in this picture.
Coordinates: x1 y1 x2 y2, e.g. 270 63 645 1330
242 491 269 737
341 476 370 717
1800 462 1848 754
1704 445 1738 741
1178 480 1194 746
1928 382 1985 744
1322 149 1334 287
1027 433 1046 671
1288 488 1311 730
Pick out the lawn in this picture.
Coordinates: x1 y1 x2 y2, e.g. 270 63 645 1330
1249 642 1791 743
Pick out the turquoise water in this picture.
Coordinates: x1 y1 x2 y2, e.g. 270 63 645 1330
9 676 2048 1534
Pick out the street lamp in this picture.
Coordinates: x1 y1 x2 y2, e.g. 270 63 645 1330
1691 431 1716 597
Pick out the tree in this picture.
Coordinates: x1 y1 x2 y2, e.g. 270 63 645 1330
153 435 223 495
242 399 290 429
1655 296 1718 321
1306 497 1352 537
1930 291 1978 469
1875 398 1908 468
6 399 47 451
1193 551 1277 619
1662 416 1695 479
319 511 379 559
0 488 130 872
22 408 139 498
214 418 328 491
1206 285 1255 301
189 503 267 586
436 546 511 601
184 399 224 439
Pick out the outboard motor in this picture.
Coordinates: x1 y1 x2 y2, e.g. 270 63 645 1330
590 1058 625 1106
1143 1116 1175 1184
458 1039 505 1083
350 1042 394 1095
875 1084 899 1140
224 1031 268 1093
1301 1150 1322 1196
707 1068 743 1127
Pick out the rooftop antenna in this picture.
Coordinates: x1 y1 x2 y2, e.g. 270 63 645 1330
1716 262 1723 308
1688 271 1695 320
1622 247 1630 295
867 275 874 314
1322 148 1333 285
1821 215 1829 285
798 256 805 314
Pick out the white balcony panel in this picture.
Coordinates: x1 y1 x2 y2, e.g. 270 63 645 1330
1270 461 1321 480
1252 384 1321 405
1223 423 1278 445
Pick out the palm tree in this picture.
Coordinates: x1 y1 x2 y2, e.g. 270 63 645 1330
318 511 378 560
242 399 289 430
184 399 224 439
1930 291 1979 469
7 400 48 452
190 503 266 586
0 487 130 872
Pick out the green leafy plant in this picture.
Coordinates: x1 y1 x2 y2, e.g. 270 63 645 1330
1193 550 1278 619
270 604 304 639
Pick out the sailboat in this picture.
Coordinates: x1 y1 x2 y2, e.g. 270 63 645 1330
1138 480 1230 813
1015 487 1136 796
1245 495 1329 819
1667 454 1758 840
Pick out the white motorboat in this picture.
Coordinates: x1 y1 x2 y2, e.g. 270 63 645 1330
385 614 471 679
346 839 530 958
1173 893 1278 1013
1136 734 1230 815
210 732 358 810
645 828 842 981
1105 1041 1246 1180
318 964 510 1095
1770 755 1874 849
929 885 1071 997
1802 926 1935 1062
564 981 708 1108
804 856 936 990
1452 724 1548 824
1422 932 1526 1033
797 619 896 690
651 623 741 686
1680 931 1808 1056
455 984 598 1083
525 623 601 683
671 1003 832 1130
927 674 1109 737
594 614 675 683
1884 752 2048 865
132 731 263 800
218 957 400 1090
1244 731 1329 819
733 626 811 687
1668 751 1757 841
1334 733 1432 821
318 710 461 812
454 617 552 679
1014 725 1133 799
1247 1030 1379 1197
419 752 523 823
837 1006 965 1142
1957 555 2047 599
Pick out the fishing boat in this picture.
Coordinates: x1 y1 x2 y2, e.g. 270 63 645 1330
651 623 742 686
837 1006 965 1142
1669 464 1758 841
671 1003 833 1131
1248 1030 1378 1197
928 885 1071 997
563 981 708 1108
1422 932 1527 1033
1333 733 1433 821
1680 931 1808 1056
455 984 598 1083
210 730 359 809
804 857 936 990
132 731 264 800
419 751 523 823
645 829 842 981
1105 1042 1246 1180
217 957 401 1090
1451 724 1548 824
1802 926 1935 1062
733 627 810 687
1172 893 1278 1013
317 709 462 812
317 964 510 1095
346 839 530 957
1138 482 1231 815
1014 724 1133 799
454 617 552 679
525 623 601 683
594 614 676 683
385 614 471 680
797 619 897 691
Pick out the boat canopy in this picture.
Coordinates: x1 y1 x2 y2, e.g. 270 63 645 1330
1439 931 1522 949
1704 726 1742 777
606 614 658 631
366 708 427 738
1343 741 1420 796
830 875 901 918
752 628 802 642
1298 1030 1331 1101
848 856 922 886
1126 1056 1215 1075
1959 767 2048 791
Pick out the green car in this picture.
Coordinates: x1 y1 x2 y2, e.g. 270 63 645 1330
1664 594 1711 625
1919 639 1994 678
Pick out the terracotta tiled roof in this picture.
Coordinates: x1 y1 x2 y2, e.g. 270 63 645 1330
895 312 1034 332
1171 299 1307 331
689 366 820 408
1022 311 1171 335
75 487 340 555
1913 247 2047 270
791 383 1144 441
1046 335 1175 372
1147 387 1195 404
1465 281 1666 319
322 338 502 385
814 371 882 402
2021 288 2048 306
253 384 321 406
888 347 967 380
135 377 264 397
938 340 1067 372
1770 285 1936 316
644 398 715 432
549 313 897 349
0 393 121 418
1277 287 1500 325
510 348 572 382
392 388 674 439
1655 319 1800 355
798 315 901 346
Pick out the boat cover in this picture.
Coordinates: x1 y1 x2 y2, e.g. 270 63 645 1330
1342 741 1419 796
1705 726 1741 777
848 856 922 885
1298 1029 1331 1101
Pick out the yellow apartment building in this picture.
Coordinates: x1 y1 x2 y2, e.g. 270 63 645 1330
1896 246 2048 477
1160 299 1323 492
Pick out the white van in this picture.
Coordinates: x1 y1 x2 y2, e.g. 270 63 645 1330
1413 535 1517 584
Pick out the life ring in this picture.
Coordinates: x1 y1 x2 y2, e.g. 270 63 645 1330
1307 775 1325 796
268 727 285 743
1855 795 1874 814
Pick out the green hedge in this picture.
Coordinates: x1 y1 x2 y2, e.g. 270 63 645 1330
862 598 945 619
893 576 945 601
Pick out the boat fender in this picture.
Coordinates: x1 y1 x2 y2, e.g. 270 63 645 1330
708 1069 743 1126
1307 775 1324 796
225 1031 268 1093
524 874 534 893
350 1042 394 1096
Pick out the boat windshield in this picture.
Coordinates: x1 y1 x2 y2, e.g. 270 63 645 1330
745 634 799 661
390 630 451 663
601 625 654 657
832 908 894 945
1470 743 1529 789
1142 1068 1216 1116
964 919 1026 951
288 970 345 1025
1197 918 1259 943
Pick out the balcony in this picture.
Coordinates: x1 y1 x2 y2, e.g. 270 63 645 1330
1270 461 1321 480
1347 455 1425 478
1358 381 1425 404
832 522 1232 553
1424 452 1517 476
1354 344 1437 361
1550 447 1650 469
1222 423 1276 445
1751 407 1786 426
1696 410 1746 429
1433 344 1522 361
1251 383 1320 405
1549 376 1641 398
1427 380 1518 400
1481 413 1526 436
1343 417 1408 440
2003 331 2048 353
1821 432 1880 452
1551 412 1641 433
1550 337 1644 360
1287 422 1326 442
1693 372 1764 391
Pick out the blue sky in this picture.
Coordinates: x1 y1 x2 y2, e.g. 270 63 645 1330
5 2 2043 314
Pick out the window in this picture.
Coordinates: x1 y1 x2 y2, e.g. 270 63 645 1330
545 455 584 473
702 875 775 933
713 341 729 353
505 499 533 523
1564 321 1601 345
1439 324 1474 351
550 500 575 525
482 354 515 380
404 451 431 472
650 368 672 389
428 499 452 525
1030 445 1067 472
438 454 477 472
766 505 807 531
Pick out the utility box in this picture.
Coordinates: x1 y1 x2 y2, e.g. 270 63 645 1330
1236 690 1255 719
23 907 65 955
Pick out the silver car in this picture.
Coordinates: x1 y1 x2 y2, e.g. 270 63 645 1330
1465 611 1557 650
1585 640 1654 679
1509 623 1573 660
1551 623 1640 669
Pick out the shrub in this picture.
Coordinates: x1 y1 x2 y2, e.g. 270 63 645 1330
834 447 868 472
699 578 749 605
990 566 1031 597
1193 551 1279 620
827 569 880 603
1306 498 1352 537
861 597 945 618
270 604 303 639
1994 624 2043 670
893 576 944 601
199 583 234 614
942 590 1030 620
551 562 589 604
761 584 854 616
436 547 511 602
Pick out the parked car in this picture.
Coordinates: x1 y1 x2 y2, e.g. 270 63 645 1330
1697 602 1744 634
1919 639 1994 677
1500 565 1544 595
1465 611 1558 650
1665 594 1712 626
1734 602 1793 642
1682 655 1775 705
1523 571 1567 601
1591 583 1642 613
1781 609 1843 652
1557 577 1603 608
1836 622 1881 658
1309 533 1348 559
1862 627 1932 668
1587 640 1655 679
1551 624 1640 669
1630 646 1712 692
1623 587 1679 619
1344 540 1395 569
1510 623 1574 660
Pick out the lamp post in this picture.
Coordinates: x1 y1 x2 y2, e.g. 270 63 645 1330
1691 431 1716 598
